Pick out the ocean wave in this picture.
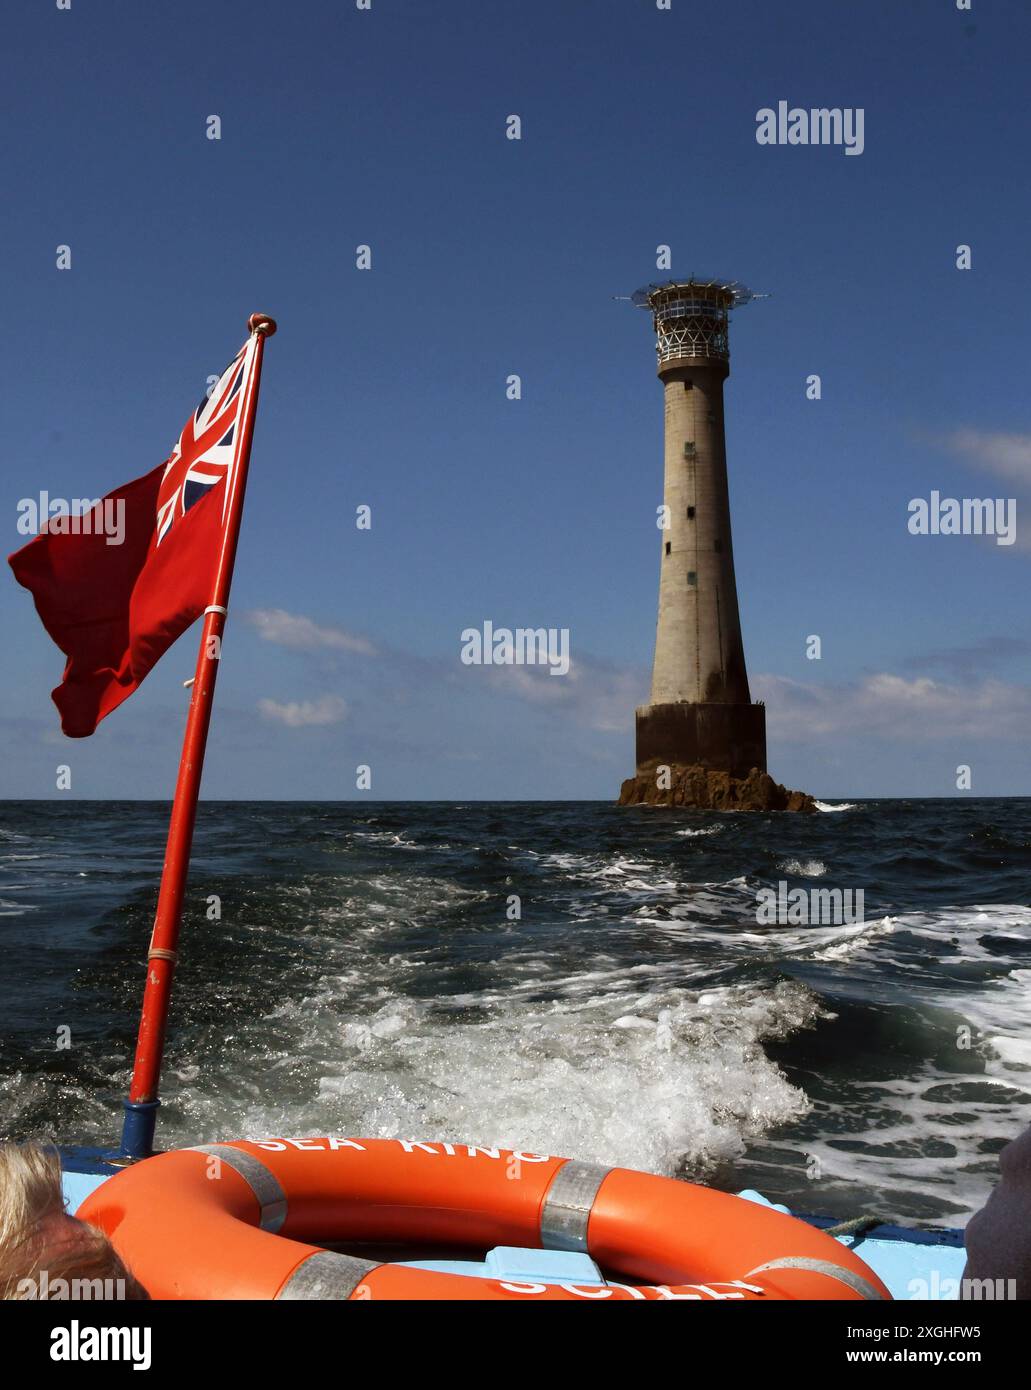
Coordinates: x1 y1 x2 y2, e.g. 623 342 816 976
0 898 36 917
8 798 1031 1228
794 1065 1031 1223
145 950 822 1181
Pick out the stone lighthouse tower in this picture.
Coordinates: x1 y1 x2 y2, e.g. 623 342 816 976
631 278 767 781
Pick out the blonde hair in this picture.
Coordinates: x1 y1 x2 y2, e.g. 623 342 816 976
0 1141 148 1300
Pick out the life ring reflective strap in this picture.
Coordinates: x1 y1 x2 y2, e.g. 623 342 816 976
276 1251 379 1301
539 1160 612 1252
190 1144 288 1234
744 1256 886 1301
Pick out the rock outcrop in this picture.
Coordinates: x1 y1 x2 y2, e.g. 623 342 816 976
619 762 816 813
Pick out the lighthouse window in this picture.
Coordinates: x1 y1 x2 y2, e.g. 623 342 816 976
687 506 695 519
687 571 697 585
665 541 672 555
683 381 693 391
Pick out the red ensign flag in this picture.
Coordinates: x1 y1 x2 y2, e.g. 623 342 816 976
8 336 260 737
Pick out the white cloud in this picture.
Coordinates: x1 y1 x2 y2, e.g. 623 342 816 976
936 429 1031 550
246 608 377 655
482 658 647 733
257 694 348 728
757 672 1031 741
942 429 1031 485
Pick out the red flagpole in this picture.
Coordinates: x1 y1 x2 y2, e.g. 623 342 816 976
120 312 276 1160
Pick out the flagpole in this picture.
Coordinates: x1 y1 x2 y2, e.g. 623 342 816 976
119 312 277 1162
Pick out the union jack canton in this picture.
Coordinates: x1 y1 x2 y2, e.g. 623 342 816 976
155 337 257 545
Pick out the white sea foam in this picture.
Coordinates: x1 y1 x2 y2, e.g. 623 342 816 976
778 858 827 877
790 905 1031 1220
328 986 813 1177
0 898 35 917
352 831 422 850
814 801 857 813
807 915 897 961
144 894 820 1180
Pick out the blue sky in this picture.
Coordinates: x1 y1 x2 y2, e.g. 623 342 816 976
2 0 1029 799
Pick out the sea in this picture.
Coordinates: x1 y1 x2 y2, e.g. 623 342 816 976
2 798 1030 1229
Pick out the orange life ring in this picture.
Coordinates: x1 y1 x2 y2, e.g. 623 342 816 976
78 1137 890 1301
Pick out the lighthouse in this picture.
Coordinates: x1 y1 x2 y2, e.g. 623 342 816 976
631 278 767 781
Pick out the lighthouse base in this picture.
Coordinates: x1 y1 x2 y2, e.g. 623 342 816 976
634 701 767 780
618 762 815 813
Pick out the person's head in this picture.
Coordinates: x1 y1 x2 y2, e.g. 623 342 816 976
0 1140 148 1300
